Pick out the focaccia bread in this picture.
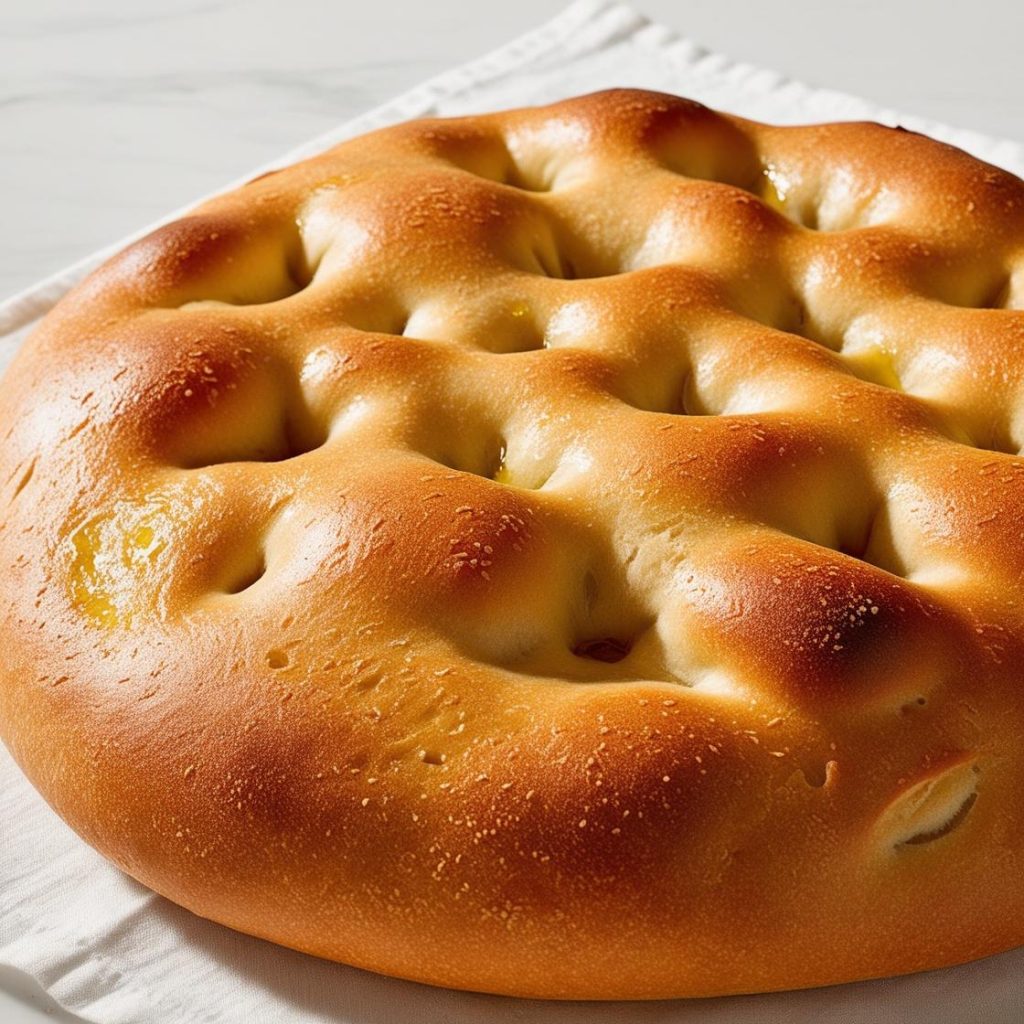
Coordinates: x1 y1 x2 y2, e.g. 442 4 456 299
1 89 1023 1000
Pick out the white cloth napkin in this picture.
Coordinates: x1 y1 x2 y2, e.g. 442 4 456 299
2 2 1023 1021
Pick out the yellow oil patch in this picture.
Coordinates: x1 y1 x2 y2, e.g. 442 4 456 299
847 346 901 391
68 498 171 629
490 443 512 484
761 167 789 214
70 523 119 629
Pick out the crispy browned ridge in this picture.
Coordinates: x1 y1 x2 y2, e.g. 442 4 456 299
1 89 1024 1000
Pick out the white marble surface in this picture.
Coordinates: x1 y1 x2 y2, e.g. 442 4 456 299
2 0 1023 303
1 1 1023 1021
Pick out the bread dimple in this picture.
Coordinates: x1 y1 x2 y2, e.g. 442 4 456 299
2 88 1024 1000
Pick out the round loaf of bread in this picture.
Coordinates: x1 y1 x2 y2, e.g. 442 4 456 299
1 89 1023 999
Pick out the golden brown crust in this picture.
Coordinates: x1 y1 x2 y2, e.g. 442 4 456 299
2 88 1024 999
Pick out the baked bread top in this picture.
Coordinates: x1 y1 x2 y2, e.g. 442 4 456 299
1 89 1023 999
